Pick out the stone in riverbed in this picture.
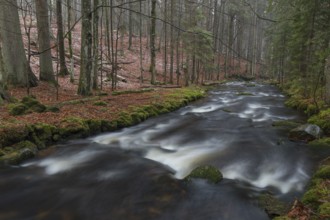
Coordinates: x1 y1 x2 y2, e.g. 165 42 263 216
184 165 223 184
289 124 323 142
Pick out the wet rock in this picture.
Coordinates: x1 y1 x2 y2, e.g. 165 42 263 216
272 120 302 130
257 193 289 218
185 165 223 184
289 124 323 142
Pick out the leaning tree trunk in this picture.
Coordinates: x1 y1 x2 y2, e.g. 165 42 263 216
0 0 37 87
78 0 92 96
56 0 69 76
35 0 55 82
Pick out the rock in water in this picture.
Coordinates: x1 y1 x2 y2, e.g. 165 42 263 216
289 124 323 142
184 165 223 184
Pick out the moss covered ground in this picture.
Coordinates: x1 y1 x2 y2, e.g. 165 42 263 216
0 87 206 165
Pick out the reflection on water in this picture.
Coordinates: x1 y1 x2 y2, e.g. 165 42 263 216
0 82 314 220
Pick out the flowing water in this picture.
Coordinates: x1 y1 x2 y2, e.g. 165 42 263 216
0 82 316 220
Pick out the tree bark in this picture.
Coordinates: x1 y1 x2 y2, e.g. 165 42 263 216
0 0 37 87
150 0 157 84
326 54 330 104
56 0 69 76
92 0 100 89
35 0 55 82
0 42 9 103
78 0 92 96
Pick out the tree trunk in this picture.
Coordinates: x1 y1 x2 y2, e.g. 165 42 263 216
0 42 9 103
326 54 330 104
92 0 100 89
56 0 69 76
163 0 168 84
35 0 55 82
150 0 157 84
0 0 38 87
67 0 75 83
78 0 92 96
128 0 133 50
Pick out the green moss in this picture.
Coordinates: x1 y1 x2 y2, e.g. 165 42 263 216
0 125 29 148
8 96 47 115
313 165 330 179
0 141 38 165
284 95 324 116
273 217 291 220
308 109 330 134
318 202 330 216
185 165 223 184
27 123 57 149
272 120 302 129
29 102 46 113
245 83 256 87
8 103 28 116
308 137 330 150
59 117 90 138
93 101 107 106
101 120 117 132
302 179 330 209
86 119 102 134
46 106 60 113
116 112 133 128
21 96 39 107
141 105 159 117
258 193 288 218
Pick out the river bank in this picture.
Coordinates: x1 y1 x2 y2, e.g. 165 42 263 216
273 82 330 220
0 87 206 165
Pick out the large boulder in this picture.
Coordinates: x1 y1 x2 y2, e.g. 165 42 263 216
289 124 323 142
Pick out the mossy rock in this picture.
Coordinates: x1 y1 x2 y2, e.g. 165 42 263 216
308 109 330 134
59 117 90 138
0 125 30 147
8 96 47 115
272 120 302 130
28 123 57 149
245 83 256 87
21 96 39 107
29 102 46 113
0 141 38 165
257 193 289 218
8 103 28 116
185 165 223 184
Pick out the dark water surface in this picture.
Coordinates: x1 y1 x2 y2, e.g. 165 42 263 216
0 82 316 220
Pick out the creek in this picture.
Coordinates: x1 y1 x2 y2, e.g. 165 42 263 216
0 82 317 220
